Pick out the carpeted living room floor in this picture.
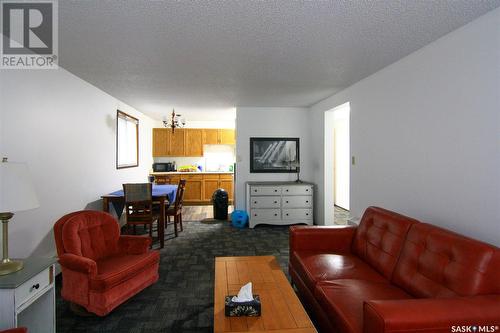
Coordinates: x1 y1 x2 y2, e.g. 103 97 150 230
56 206 349 332
56 216 291 333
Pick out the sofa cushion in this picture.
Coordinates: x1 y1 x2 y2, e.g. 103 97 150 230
62 211 120 261
393 223 500 298
90 251 160 292
351 206 417 280
290 251 387 292
315 279 412 333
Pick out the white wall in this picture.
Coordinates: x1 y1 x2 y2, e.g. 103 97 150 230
235 107 312 210
0 68 156 258
310 8 500 245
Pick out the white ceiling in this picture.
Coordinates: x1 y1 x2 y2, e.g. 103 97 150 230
59 0 500 121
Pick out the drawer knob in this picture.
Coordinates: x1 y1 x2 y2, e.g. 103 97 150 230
306 201 309 203
286 213 289 216
306 213 309 216
286 201 289 203
254 214 257 217
254 201 257 204
274 201 277 204
286 189 289 192
274 214 277 216
306 189 309 192
31 283 40 292
254 190 257 192
274 190 277 192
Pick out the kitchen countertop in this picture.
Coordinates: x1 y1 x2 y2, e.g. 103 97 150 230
150 171 234 175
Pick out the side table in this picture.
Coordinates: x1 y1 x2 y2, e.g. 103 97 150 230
0 257 56 332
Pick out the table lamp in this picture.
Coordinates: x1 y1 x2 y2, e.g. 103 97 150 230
0 157 39 275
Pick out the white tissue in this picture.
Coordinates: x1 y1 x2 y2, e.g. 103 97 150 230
231 282 254 302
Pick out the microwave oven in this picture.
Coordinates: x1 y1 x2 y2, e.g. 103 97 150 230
152 162 175 172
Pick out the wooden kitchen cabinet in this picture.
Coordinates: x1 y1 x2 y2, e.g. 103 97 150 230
219 129 236 144
152 128 169 157
152 173 234 204
153 128 235 157
169 129 185 156
183 174 203 202
203 174 220 201
202 129 236 145
202 129 219 145
185 129 203 156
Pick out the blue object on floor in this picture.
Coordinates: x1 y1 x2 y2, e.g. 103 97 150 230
231 210 249 228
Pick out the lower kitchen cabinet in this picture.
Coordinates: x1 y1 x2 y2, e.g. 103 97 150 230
182 175 203 203
152 173 234 205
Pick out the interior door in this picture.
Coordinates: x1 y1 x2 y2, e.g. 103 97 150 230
333 116 349 210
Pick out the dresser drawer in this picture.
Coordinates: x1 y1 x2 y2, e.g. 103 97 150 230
282 185 313 195
249 186 281 196
282 196 313 208
15 266 52 307
250 209 281 220
283 208 313 220
250 196 281 208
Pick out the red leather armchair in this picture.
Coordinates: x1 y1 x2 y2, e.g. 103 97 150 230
54 210 160 316
0 329 27 333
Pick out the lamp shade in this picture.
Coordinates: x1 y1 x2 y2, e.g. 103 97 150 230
0 160 39 213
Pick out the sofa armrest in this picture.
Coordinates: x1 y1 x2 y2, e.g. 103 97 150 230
118 235 151 254
289 225 356 253
364 295 500 333
58 253 97 276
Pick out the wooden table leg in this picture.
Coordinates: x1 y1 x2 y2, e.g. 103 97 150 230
102 197 110 212
159 196 165 249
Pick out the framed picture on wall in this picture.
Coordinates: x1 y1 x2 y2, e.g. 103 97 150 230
250 137 299 173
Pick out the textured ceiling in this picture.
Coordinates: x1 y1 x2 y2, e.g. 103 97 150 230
59 0 500 120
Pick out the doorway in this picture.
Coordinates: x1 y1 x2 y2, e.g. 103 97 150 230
324 102 350 225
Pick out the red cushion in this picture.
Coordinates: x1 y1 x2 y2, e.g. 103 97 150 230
90 251 160 292
62 211 120 260
290 251 387 292
351 206 417 280
315 279 412 333
393 223 500 298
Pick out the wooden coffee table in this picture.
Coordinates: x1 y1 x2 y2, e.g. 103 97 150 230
214 256 317 333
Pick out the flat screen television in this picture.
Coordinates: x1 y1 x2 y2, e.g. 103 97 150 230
250 137 299 173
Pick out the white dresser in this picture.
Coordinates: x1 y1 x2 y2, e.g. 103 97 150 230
246 181 314 228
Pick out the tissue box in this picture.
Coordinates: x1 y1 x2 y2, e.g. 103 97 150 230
224 295 261 317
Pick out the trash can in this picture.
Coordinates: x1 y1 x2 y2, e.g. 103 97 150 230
212 189 229 220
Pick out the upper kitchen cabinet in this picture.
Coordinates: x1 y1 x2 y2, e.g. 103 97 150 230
152 128 235 157
219 129 235 145
202 129 235 145
152 128 184 157
152 128 169 157
202 129 219 145
169 129 185 156
185 129 203 156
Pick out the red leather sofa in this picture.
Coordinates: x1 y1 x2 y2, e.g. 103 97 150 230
54 210 160 316
289 207 500 333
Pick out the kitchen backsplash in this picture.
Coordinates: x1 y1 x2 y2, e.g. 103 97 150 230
154 144 235 172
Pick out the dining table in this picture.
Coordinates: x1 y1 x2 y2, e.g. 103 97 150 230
101 184 178 248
